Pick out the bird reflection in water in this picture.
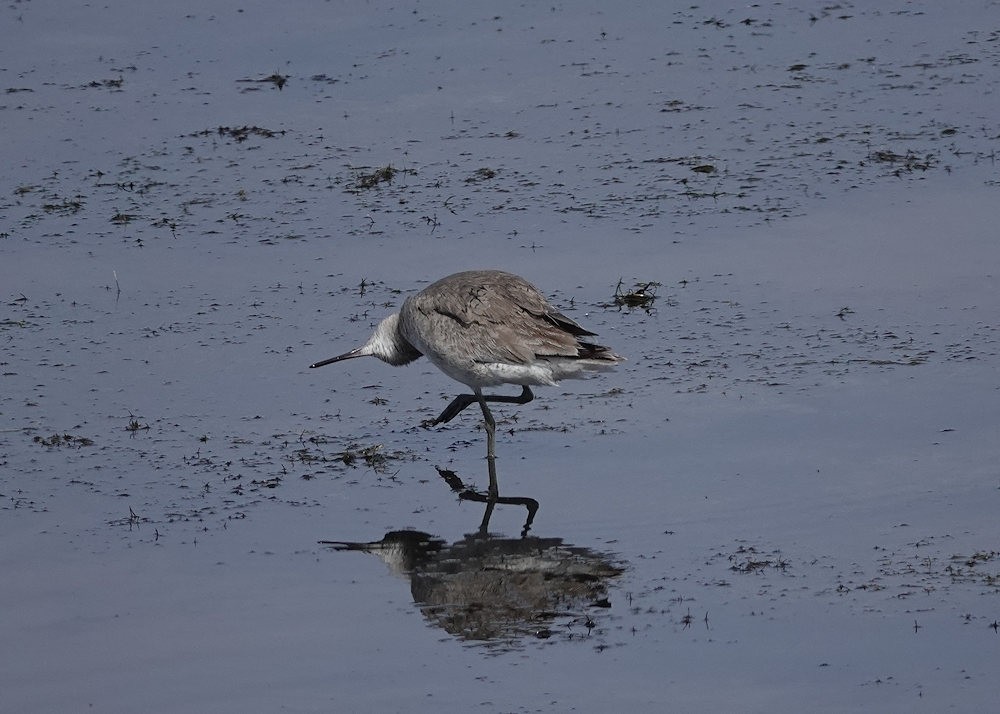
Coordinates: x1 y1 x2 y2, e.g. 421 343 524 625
321 476 625 647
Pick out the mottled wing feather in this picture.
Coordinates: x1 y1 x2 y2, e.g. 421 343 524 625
540 310 598 338
403 271 599 366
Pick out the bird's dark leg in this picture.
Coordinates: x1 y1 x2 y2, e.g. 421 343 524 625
423 386 534 500
424 394 477 426
424 385 534 427
475 389 500 501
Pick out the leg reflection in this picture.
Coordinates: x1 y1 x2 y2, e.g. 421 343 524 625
436 467 539 537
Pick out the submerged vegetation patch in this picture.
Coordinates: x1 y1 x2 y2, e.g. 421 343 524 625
352 164 400 190
188 125 286 143
610 279 661 313
33 433 94 448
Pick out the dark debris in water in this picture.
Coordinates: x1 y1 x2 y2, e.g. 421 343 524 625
12 424 422 536
834 540 1000 597
107 506 149 530
465 167 498 183
866 148 937 173
41 196 85 215
81 76 124 90
33 433 94 448
609 279 661 313
725 544 791 574
352 165 403 191
288 436 415 477
188 125 286 143
236 73 288 90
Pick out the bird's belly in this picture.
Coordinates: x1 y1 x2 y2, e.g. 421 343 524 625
475 362 560 387
426 354 559 389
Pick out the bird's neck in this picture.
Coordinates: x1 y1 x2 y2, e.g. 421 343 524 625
369 313 421 365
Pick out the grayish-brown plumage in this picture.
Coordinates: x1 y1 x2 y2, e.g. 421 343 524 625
310 270 623 499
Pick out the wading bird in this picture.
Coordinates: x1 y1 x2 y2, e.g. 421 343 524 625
310 270 623 499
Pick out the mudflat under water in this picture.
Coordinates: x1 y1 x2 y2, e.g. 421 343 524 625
2 2 998 712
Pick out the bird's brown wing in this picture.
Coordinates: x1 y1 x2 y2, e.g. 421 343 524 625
403 271 587 365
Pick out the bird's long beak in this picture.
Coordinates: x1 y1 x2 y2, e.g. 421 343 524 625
309 346 367 369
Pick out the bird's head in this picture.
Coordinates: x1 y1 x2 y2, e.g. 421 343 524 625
309 313 422 369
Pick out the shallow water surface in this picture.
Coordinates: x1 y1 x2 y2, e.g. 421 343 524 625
2 1 998 711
